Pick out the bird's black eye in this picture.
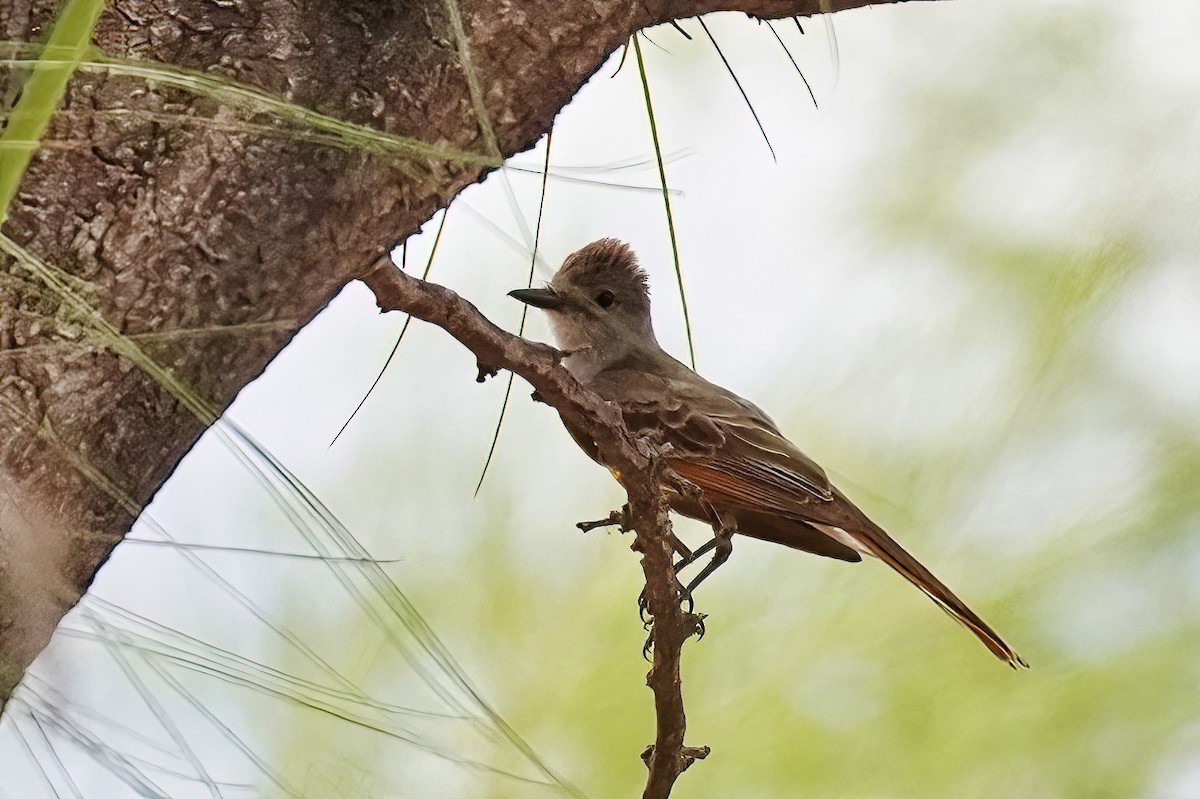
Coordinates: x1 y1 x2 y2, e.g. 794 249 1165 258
595 290 616 308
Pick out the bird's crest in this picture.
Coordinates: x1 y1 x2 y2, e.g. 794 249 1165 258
556 238 650 298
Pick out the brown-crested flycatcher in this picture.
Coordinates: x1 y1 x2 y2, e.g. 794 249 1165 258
510 239 1025 668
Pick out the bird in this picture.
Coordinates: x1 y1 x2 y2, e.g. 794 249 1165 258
508 238 1026 668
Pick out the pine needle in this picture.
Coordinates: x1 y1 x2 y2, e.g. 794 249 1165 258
0 1 108 224
820 1 842 86
121 537 404 563
633 35 697 370
765 19 819 110
329 212 448 447
697 17 776 162
611 38 631 78
669 20 693 41
474 129 554 496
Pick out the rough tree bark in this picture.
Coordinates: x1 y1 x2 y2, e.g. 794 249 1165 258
0 0 919 743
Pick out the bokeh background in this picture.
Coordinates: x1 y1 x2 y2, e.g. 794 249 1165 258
3 0 1199 796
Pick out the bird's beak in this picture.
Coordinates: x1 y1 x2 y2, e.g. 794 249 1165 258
507 287 565 310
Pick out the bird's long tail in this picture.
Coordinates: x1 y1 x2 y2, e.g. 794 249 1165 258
847 519 1027 669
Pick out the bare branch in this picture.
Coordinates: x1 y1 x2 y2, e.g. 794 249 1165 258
361 259 709 797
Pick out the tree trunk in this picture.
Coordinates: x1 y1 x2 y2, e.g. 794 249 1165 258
0 0 917 708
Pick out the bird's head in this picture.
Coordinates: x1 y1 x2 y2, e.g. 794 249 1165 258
508 238 658 356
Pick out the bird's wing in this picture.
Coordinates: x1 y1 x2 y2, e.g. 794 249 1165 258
665 375 834 506
587 366 833 505
712 415 834 503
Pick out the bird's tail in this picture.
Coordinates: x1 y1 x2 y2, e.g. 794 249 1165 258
849 519 1027 669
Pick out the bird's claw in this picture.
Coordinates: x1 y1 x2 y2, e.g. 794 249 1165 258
670 568 695 614
641 611 707 660
638 590 652 627
637 573 694 626
680 582 695 614
641 744 711 770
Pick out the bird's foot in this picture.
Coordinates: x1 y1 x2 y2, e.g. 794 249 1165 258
641 611 708 659
637 570 694 626
641 744 711 770
680 527 735 595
